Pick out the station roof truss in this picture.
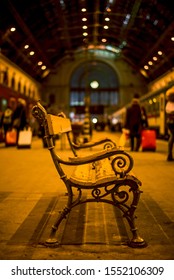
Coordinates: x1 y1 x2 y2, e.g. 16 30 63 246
1 0 174 82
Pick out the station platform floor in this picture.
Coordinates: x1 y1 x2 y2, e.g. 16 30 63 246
0 130 174 260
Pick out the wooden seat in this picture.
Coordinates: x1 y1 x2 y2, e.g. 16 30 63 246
70 158 118 187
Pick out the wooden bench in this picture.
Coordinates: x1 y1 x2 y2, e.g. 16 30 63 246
32 101 146 248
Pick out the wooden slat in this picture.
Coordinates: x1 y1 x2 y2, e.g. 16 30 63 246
70 158 120 186
47 114 72 135
71 163 96 186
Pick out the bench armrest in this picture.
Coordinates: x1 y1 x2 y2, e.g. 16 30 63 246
53 147 133 176
71 138 116 150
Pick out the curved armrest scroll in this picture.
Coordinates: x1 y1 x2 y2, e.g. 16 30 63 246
53 147 134 177
71 138 116 150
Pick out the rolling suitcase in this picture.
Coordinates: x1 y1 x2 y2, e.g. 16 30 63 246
17 127 32 149
6 129 17 146
141 129 156 151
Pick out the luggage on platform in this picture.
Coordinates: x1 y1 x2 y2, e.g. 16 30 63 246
119 128 130 148
141 129 156 151
6 129 17 146
17 127 32 149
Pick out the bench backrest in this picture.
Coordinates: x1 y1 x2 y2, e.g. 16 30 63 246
47 114 72 135
32 101 78 156
46 113 77 155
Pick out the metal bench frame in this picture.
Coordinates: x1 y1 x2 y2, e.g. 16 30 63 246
32 101 147 248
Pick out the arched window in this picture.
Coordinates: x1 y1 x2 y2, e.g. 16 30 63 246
23 84 26 95
70 61 119 119
18 81 21 93
3 68 9 86
11 75 15 89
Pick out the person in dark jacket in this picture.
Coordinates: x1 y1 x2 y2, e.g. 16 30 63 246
124 93 142 151
141 106 148 129
0 105 13 140
12 98 27 141
165 87 174 161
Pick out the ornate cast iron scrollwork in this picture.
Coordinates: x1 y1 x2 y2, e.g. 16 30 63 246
91 188 101 199
32 102 54 148
111 152 134 177
32 102 47 127
90 181 136 207
112 188 129 204
104 141 116 150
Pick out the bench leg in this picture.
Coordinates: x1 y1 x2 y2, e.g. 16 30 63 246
129 229 147 248
45 206 71 246
123 208 147 248
114 180 147 248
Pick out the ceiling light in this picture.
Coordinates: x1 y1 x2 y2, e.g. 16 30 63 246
24 44 29 49
153 20 158 25
82 25 88 29
158 51 163 55
38 61 43 66
81 8 86 12
105 17 110 21
29 51 35 56
148 61 153 65
144 65 149 70
10 27 16 32
123 14 130 26
106 7 111 12
153 56 158 61
102 38 107 43
90 81 99 89
171 37 174 41
82 17 87 21
83 32 88 36
41 65 46 70
104 25 109 29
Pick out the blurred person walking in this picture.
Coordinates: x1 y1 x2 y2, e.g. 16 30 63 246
141 106 148 129
12 98 28 142
165 87 174 161
124 93 142 151
0 105 13 142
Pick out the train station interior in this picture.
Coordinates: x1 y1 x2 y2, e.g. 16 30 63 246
0 0 174 263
